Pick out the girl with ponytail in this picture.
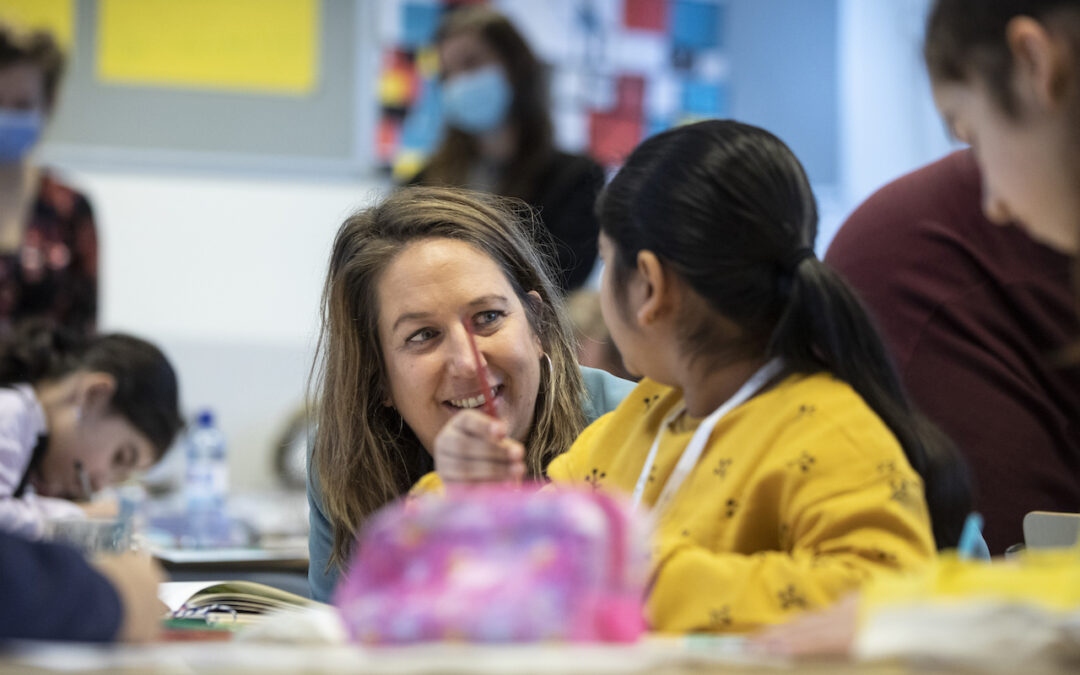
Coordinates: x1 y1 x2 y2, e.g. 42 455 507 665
545 120 973 633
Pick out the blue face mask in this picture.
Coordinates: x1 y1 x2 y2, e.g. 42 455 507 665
440 65 512 135
0 109 42 163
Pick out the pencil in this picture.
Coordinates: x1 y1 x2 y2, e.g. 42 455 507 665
463 320 498 419
75 460 93 501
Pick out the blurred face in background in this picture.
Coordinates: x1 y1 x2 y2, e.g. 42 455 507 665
934 77 1080 254
438 29 501 82
0 61 46 111
930 17 1080 255
0 61 48 164
438 29 512 135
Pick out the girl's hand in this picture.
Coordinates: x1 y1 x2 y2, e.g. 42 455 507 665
749 593 859 657
433 410 526 484
92 552 167 643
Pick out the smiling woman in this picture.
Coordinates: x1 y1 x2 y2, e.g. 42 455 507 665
306 186 634 602
376 239 543 452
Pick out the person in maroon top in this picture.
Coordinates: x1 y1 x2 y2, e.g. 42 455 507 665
0 24 97 337
825 149 1080 554
754 0 1080 658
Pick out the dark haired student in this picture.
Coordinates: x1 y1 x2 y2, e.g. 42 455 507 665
0 323 183 538
533 120 972 632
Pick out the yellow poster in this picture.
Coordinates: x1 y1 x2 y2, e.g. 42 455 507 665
0 0 75 49
97 0 319 95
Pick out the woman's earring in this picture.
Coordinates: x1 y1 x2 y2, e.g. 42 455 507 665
539 353 556 420
74 407 82 424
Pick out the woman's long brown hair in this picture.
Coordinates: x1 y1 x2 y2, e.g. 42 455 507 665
310 186 586 570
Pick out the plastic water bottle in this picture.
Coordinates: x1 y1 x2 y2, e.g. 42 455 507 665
185 409 228 547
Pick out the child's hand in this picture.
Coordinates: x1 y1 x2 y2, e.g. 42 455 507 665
92 552 167 643
433 410 526 484
749 593 858 657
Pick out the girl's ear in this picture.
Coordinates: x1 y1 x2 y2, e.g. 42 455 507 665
78 372 117 418
1006 16 1073 111
633 250 668 328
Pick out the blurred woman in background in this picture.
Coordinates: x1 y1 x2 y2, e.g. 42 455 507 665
411 6 604 294
0 23 96 337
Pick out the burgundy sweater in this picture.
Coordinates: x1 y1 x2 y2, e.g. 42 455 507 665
826 150 1080 554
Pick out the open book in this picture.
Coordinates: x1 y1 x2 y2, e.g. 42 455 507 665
160 580 314 626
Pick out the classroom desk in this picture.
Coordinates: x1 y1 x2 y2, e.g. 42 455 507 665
0 639 1075 674
153 540 311 597
0 641 926 674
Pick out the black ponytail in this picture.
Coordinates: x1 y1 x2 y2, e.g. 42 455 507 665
773 259 972 547
0 320 184 459
598 120 972 548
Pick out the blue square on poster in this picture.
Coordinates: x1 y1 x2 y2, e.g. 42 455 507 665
682 80 728 116
671 1 724 50
402 3 443 50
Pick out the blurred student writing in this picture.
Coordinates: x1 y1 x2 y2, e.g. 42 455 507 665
0 531 164 643
0 322 183 539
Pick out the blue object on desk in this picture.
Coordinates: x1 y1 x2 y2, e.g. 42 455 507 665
147 512 254 550
957 512 991 560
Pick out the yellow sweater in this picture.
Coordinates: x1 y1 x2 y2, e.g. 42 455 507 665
546 372 936 634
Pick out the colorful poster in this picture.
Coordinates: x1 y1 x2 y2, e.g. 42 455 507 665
97 0 319 95
378 0 728 171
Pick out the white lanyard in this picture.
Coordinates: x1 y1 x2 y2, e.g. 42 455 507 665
630 358 786 514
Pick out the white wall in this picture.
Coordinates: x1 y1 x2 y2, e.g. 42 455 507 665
834 0 957 228
55 165 390 490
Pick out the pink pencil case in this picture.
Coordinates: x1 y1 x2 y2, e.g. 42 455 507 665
334 484 647 644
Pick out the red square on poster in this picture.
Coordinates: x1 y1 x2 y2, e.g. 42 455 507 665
589 112 643 167
615 74 645 118
624 0 666 31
